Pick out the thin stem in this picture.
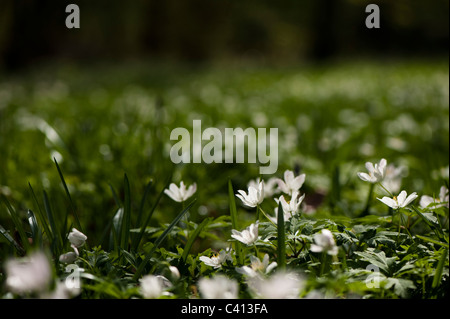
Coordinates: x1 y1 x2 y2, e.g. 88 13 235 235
253 244 259 257
256 204 260 222
378 183 393 197
258 206 277 228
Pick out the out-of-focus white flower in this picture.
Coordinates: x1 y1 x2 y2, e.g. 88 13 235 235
236 181 264 208
164 181 197 202
231 222 259 246
5 251 52 295
59 245 79 264
198 275 239 299
236 254 277 278
248 271 304 299
276 170 306 195
139 275 172 299
41 281 81 299
377 190 418 209
199 249 232 269
248 177 280 198
275 191 305 216
168 266 180 280
68 228 87 248
357 158 387 183
310 229 338 256
420 186 449 209
383 163 407 193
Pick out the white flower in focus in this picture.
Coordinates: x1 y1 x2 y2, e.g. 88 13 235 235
68 228 87 248
377 190 418 209
236 254 277 278
164 181 197 202
5 251 52 295
357 158 387 183
198 275 239 299
199 249 232 269
231 222 259 246
248 177 280 198
236 181 264 208
139 275 172 299
310 229 338 256
420 186 449 209
275 191 305 217
59 245 79 264
248 272 304 299
276 170 306 195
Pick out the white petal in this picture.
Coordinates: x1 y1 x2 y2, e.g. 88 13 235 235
397 191 407 206
401 192 418 207
377 197 398 209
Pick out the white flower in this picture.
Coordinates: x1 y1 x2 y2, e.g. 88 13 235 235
41 281 81 299
420 186 449 209
248 177 280 198
168 266 180 280
5 251 52 295
357 158 387 183
377 190 418 209
236 181 264 208
236 254 277 278
198 275 239 299
68 228 87 248
139 275 172 299
310 229 338 256
199 249 232 268
247 271 304 299
275 191 305 217
164 181 197 202
276 170 306 195
231 222 259 246
59 245 79 264
383 163 407 193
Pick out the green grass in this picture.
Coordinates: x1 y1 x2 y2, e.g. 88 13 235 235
0 59 448 299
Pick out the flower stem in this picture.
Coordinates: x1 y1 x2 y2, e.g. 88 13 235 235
319 252 327 276
378 183 393 197
360 183 374 217
256 204 260 222
258 206 277 228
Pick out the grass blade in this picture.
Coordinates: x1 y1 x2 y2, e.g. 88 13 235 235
120 173 132 250
131 175 171 251
228 179 244 265
130 179 153 249
0 224 25 255
432 247 448 289
43 190 61 255
133 199 196 280
277 201 286 269
181 217 211 262
27 209 42 247
28 182 52 242
2 196 30 252
54 158 83 233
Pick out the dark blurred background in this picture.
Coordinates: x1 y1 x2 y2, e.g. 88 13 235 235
0 0 448 72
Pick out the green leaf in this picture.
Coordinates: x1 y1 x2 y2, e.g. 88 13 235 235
28 182 52 242
416 235 449 248
131 175 171 251
228 179 244 265
54 158 83 233
0 224 25 255
354 249 397 275
385 278 416 298
120 173 132 250
182 217 211 262
432 248 448 289
133 199 196 280
277 201 286 269
2 196 30 252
